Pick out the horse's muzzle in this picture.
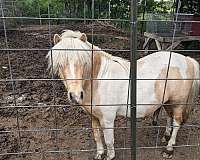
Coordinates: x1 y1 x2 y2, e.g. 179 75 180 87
68 91 83 105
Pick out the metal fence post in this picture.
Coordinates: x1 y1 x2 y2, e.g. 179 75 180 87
130 0 137 160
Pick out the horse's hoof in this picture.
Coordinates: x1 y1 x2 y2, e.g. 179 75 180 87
94 153 105 160
162 148 174 159
152 120 158 126
102 156 115 160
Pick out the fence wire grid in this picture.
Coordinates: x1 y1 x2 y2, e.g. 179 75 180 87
0 0 200 160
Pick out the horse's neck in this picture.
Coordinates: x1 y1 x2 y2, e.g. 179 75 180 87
82 52 130 107
83 51 102 90
83 48 129 90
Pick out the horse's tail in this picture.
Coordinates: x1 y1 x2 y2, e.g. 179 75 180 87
188 57 200 98
183 57 200 122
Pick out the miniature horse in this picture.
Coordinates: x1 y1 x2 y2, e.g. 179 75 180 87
46 30 199 160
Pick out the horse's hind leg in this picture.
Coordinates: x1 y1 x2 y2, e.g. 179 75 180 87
152 107 161 126
92 117 104 160
162 106 183 159
161 116 172 143
163 117 181 158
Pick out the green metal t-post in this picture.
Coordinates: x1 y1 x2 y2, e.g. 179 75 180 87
130 0 137 160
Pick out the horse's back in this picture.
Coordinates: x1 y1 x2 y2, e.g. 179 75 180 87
138 51 194 79
136 51 199 118
141 51 199 99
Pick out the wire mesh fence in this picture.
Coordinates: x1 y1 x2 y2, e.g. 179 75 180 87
0 0 200 160
145 13 193 35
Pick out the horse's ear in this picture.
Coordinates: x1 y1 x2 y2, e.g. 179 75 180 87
80 33 87 42
53 34 61 45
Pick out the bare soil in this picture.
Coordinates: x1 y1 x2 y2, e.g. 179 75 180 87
0 23 200 160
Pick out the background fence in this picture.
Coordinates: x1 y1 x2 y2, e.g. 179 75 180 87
0 0 200 160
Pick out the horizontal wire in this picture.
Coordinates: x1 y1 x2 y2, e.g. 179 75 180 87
1 101 200 109
0 123 200 134
1 78 200 82
137 144 200 150
0 16 200 23
0 48 130 52
0 144 199 156
140 20 200 23
0 17 130 22
0 49 200 53
1 101 200 110
139 50 200 52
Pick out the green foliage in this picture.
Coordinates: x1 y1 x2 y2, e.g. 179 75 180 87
15 0 174 20
180 0 200 14
110 0 130 18
139 0 173 14
16 0 64 17
16 0 39 16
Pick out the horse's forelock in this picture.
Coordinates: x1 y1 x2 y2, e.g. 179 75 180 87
47 37 92 75
61 30 82 39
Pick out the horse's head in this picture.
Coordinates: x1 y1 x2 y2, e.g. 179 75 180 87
47 30 93 105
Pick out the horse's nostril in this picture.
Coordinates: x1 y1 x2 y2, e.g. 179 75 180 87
80 91 84 99
69 92 73 100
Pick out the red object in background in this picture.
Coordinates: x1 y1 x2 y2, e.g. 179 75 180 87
190 16 200 36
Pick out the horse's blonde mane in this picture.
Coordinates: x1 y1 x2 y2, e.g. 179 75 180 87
61 30 114 60
46 30 128 74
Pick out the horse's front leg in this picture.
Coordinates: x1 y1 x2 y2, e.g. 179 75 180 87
100 117 115 160
92 117 104 160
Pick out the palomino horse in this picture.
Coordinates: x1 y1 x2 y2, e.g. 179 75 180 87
46 30 199 160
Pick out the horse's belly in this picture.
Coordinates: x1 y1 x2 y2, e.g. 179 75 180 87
113 80 159 118
136 104 160 118
117 104 160 118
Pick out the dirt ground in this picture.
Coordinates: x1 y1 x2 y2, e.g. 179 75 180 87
0 22 200 160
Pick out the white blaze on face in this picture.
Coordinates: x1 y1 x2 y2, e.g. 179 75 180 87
69 61 76 79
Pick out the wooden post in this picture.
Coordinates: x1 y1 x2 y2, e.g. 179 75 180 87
84 0 86 24
38 4 42 25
